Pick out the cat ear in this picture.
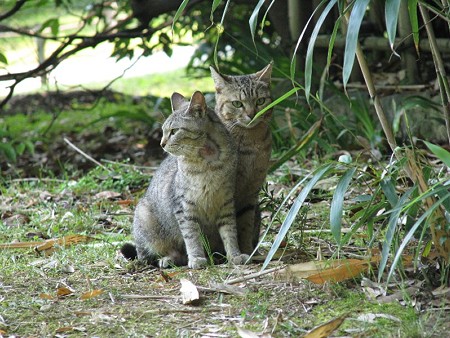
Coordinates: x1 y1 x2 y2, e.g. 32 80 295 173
210 66 230 91
255 62 273 83
171 92 187 111
189 91 207 116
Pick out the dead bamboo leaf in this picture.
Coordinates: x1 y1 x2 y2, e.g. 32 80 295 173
94 191 121 200
0 235 96 255
35 234 96 254
180 278 200 305
236 326 272 338
39 293 55 300
57 286 74 298
303 314 347 338
306 259 368 284
80 289 103 300
276 258 372 283
55 326 74 333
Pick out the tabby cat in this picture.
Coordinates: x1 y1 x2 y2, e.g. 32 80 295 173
121 91 249 269
210 64 273 254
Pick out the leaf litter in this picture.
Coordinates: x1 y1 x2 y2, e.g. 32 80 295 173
2 94 450 336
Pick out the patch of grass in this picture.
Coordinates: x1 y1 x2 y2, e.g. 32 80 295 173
107 69 215 98
308 284 421 337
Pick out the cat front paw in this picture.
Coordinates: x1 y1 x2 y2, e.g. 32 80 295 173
188 257 208 269
230 254 251 265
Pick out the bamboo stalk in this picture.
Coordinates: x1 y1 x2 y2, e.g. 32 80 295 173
418 3 450 146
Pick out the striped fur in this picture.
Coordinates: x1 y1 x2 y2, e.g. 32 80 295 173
129 91 248 269
211 64 273 254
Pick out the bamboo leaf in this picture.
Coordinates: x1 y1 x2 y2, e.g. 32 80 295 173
424 141 450 168
327 16 341 74
387 192 450 283
290 4 317 83
210 0 222 22
260 0 276 34
343 0 370 87
330 167 356 246
378 187 415 282
305 0 337 103
249 0 265 45
0 52 8 65
252 87 301 121
269 118 322 173
407 0 420 53
262 164 333 271
380 178 398 207
385 0 401 56
172 0 190 34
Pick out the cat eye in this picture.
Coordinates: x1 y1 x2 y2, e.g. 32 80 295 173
232 101 243 108
256 97 266 105
169 128 178 136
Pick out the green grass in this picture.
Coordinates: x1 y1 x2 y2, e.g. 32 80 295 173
104 69 215 98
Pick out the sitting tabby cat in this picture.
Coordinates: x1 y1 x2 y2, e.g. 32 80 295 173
210 63 273 254
121 91 249 269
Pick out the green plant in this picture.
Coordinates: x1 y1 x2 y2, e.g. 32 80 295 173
0 126 34 163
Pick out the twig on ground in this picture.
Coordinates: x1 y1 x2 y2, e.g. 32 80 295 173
225 265 286 285
64 138 110 172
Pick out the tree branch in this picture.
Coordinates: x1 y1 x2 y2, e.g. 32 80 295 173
0 0 27 21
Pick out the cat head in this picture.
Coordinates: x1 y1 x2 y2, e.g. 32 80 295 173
210 63 273 129
160 91 209 157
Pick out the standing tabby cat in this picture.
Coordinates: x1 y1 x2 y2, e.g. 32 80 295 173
210 63 273 254
121 91 249 268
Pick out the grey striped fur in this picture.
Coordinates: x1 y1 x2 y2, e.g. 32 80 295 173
210 64 273 254
131 91 248 268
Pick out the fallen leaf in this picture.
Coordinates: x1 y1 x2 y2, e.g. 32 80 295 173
276 258 374 283
306 259 369 284
304 314 347 338
80 289 103 300
356 313 401 323
0 235 96 255
55 326 74 333
236 326 272 338
180 278 200 305
35 234 96 254
39 293 55 300
94 191 121 200
117 199 134 206
57 286 74 298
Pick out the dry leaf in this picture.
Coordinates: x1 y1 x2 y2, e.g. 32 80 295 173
117 199 134 206
55 326 74 333
356 313 400 323
236 326 272 338
35 234 96 253
0 235 96 255
39 293 55 300
276 261 331 281
57 286 74 298
306 259 369 284
304 314 347 338
180 278 200 305
80 289 103 300
94 191 121 200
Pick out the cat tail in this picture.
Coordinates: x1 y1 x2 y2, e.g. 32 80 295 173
120 243 138 260
120 243 161 266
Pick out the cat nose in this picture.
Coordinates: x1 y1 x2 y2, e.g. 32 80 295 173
160 139 167 148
